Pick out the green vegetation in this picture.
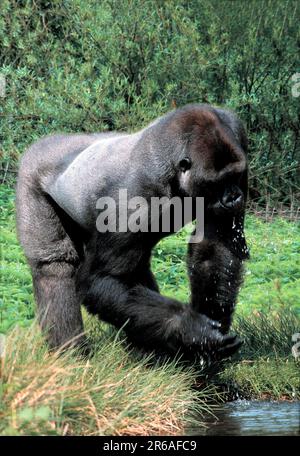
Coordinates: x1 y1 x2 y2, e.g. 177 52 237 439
0 0 299 204
0 187 34 333
220 311 300 401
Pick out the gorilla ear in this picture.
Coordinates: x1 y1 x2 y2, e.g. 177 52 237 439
179 157 191 172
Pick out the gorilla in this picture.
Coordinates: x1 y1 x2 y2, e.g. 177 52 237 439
16 104 249 361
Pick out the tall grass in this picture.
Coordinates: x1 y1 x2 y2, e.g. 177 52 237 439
0 319 214 436
217 310 300 401
235 310 300 359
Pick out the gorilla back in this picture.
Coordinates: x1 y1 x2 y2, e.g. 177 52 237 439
16 104 249 360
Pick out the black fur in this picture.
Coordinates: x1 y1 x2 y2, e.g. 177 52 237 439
188 218 247 336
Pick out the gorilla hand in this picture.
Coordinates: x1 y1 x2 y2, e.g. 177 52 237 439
168 307 243 361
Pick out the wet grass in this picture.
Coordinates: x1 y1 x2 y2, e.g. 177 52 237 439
218 310 300 401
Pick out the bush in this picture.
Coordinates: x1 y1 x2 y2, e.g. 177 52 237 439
0 0 299 204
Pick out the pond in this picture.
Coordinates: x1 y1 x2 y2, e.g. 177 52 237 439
190 401 300 436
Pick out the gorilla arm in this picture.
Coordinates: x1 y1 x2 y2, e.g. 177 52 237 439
187 134 249 336
188 210 249 335
78 233 241 361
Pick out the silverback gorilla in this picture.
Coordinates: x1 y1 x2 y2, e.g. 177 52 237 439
16 104 249 361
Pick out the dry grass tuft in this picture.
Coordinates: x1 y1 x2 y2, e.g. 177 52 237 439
0 321 208 436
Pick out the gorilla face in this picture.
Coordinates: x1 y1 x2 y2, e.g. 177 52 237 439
175 107 248 217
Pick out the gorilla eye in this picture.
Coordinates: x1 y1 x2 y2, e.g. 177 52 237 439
179 157 191 172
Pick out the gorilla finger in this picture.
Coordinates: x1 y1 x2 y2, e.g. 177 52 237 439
218 339 243 358
221 334 238 346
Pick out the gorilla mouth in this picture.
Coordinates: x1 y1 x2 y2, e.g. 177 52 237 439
221 194 243 210
210 194 244 215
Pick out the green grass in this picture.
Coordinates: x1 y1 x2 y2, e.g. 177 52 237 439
219 311 300 400
0 185 299 434
0 187 34 332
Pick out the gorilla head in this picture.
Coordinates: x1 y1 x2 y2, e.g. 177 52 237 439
150 105 248 217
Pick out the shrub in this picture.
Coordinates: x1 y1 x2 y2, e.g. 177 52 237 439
0 0 299 204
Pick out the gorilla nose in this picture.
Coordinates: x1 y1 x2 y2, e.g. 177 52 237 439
221 186 244 211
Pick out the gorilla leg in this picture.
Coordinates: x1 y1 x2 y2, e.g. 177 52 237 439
16 180 84 349
32 262 84 349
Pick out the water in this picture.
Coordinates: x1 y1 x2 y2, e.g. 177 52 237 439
191 401 300 436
